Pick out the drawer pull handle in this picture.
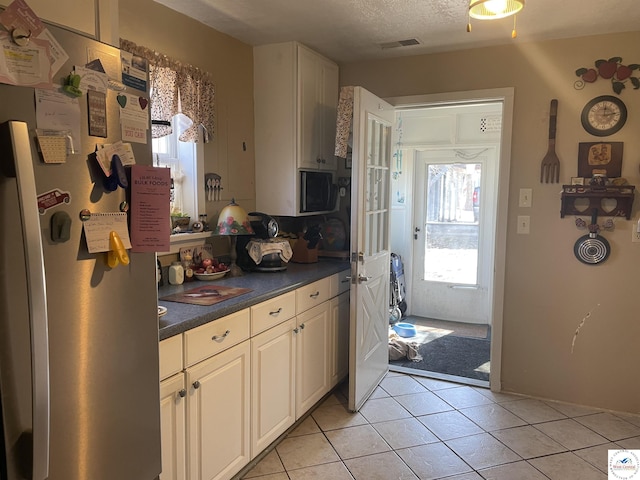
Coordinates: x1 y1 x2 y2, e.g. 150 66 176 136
341 279 349 283
269 308 282 316
178 389 187 398
212 330 231 341
192 381 201 389
310 291 320 299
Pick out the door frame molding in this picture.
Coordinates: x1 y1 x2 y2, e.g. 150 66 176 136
385 88 514 392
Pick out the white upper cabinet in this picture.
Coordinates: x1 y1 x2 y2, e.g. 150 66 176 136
254 41 339 216
297 45 339 171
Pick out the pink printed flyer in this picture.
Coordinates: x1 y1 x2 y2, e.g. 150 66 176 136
129 165 171 252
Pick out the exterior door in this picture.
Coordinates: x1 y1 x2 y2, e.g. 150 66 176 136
411 147 498 324
348 87 394 412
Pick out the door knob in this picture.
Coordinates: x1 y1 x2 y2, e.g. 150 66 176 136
357 274 371 283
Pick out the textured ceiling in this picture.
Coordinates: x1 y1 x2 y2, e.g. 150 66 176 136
154 0 640 64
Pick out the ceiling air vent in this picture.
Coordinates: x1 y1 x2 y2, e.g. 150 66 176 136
379 38 421 50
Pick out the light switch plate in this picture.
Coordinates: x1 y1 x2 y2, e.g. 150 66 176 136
519 188 532 207
517 215 530 234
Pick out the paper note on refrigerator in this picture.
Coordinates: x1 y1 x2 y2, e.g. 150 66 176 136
129 165 171 252
83 212 132 254
35 88 81 153
0 0 69 79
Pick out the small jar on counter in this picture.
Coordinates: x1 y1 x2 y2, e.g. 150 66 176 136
182 254 195 282
168 261 184 285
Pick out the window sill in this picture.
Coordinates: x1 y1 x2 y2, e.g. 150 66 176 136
160 231 214 255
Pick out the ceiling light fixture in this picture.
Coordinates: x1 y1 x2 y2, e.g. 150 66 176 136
467 0 524 38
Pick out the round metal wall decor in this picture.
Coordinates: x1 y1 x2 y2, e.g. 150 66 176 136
574 234 610 265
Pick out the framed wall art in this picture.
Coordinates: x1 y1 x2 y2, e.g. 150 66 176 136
577 141 623 178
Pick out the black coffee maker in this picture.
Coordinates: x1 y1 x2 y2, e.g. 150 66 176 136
236 212 291 271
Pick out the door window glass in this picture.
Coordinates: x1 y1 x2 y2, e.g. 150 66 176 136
423 162 481 284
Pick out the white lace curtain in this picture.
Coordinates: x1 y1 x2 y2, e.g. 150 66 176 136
120 39 215 142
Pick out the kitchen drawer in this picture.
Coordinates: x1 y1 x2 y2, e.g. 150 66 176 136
330 270 351 297
159 334 183 381
296 277 331 314
251 291 296 336
184 309 250 367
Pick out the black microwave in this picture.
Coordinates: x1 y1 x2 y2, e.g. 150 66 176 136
300 170 337 213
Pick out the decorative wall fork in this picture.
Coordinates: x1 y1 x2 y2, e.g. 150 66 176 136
540 99 560 183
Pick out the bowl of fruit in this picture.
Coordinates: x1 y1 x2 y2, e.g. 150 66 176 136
194 257 229 281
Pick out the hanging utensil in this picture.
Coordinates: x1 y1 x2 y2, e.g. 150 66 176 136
540 99 560 183
574 209 610 265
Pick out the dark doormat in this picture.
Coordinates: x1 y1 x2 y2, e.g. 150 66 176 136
390 334 490 382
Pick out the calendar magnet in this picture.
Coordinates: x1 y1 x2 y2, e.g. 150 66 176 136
35 132 69 163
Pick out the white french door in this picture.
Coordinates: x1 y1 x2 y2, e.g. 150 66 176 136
348 87 394 412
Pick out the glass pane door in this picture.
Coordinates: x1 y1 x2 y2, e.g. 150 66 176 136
424 162 481 285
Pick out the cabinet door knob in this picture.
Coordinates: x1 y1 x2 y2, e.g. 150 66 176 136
293 327 299 334
299 323 305 330
212 330 230 341
192 380 201 389
178 389 187 398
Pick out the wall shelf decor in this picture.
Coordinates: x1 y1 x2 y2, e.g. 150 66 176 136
560 184 635 219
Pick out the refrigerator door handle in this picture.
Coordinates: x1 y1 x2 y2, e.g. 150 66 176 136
3 121 51 480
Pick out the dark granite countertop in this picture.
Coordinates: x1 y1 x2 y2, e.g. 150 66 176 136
158 260 350 341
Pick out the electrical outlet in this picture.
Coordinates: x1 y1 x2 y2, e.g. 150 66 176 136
517 215 530 234
632 229 640 243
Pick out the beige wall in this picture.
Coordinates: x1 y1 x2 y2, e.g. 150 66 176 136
341 32 640 414
119 1 640 412
119 0 256 251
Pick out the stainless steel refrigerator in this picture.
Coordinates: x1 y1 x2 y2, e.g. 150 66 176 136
0 22 161 480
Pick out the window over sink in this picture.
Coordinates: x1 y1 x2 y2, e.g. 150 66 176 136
152 114 204 232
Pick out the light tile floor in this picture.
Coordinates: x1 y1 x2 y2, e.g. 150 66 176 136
241 372 640 480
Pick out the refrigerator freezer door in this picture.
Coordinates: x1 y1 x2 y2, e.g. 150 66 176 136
0 122 50 480
0 24 161 480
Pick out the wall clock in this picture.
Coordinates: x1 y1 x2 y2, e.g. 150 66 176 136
581 95 627 137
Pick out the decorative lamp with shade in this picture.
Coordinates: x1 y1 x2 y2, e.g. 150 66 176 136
467 0 524 38
214 198 254 277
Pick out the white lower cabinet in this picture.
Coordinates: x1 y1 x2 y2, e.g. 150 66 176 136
295 302 331 417
159 273 349 480
187 340 251 480
251 318 297 455
159 374 187 480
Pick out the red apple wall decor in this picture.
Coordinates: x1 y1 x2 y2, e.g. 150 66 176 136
575 57 640 94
